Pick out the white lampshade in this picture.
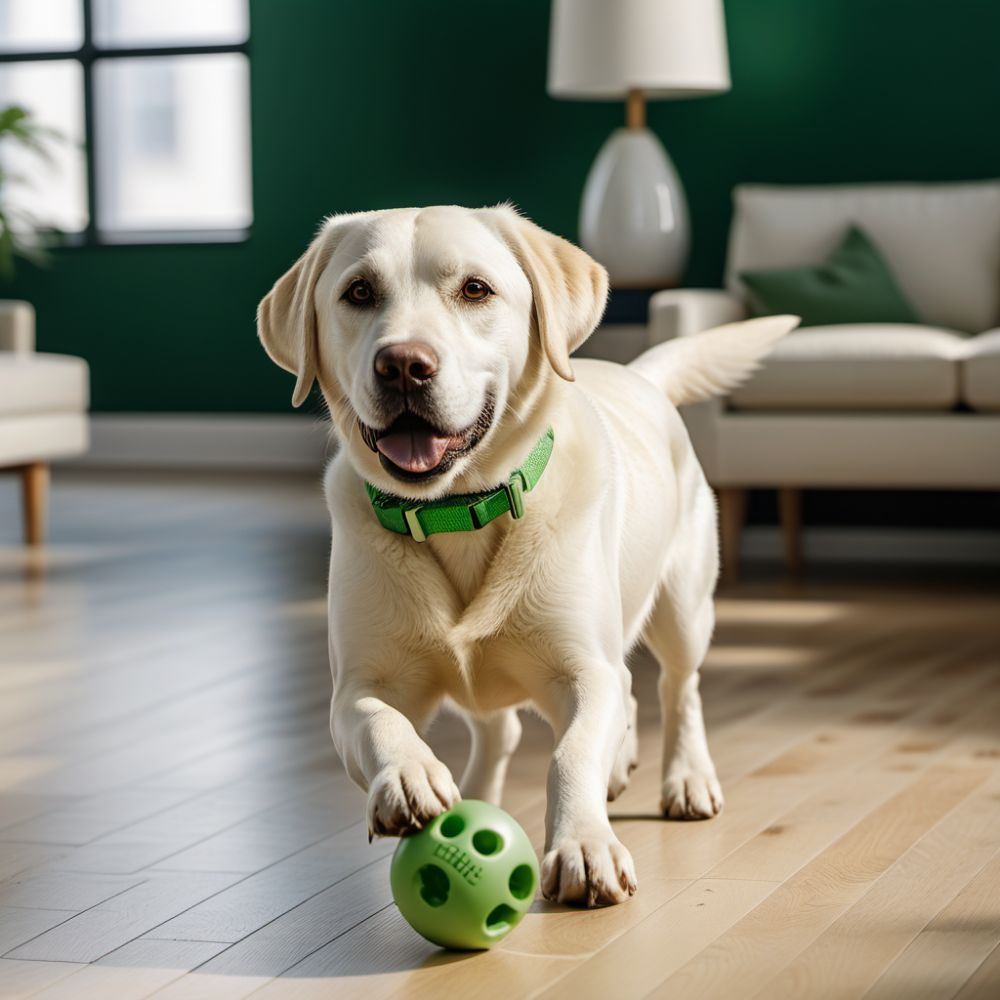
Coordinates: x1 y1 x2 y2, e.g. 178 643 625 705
548 0 730 100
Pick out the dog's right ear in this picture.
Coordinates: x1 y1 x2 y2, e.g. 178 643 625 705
257 222 340 408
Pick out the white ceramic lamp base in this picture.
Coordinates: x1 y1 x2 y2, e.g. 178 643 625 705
579 127 690 288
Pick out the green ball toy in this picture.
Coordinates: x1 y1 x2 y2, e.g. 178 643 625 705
390 799 539 950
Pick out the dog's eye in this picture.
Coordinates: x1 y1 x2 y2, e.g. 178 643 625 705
461 278 493 302
343 278 375 307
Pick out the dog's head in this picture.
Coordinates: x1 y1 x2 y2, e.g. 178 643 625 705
257 205 608 497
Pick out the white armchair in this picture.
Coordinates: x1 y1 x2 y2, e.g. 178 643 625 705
0 301 89 544
649 182 1000 580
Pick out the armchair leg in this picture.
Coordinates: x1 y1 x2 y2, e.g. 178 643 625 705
778 487 802 578
717 487 747 585
21 462 49 546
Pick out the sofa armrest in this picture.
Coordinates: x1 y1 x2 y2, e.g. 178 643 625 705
648 289 746 345
0 300 36 352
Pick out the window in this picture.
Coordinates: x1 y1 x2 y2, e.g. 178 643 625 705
0 0 251 244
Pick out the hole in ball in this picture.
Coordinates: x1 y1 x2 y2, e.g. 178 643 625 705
485 903 517 934
508 863 534 900
439 814 464 838
417 864 450 907
472 828 503 855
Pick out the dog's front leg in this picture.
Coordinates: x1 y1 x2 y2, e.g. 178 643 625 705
331 685 460 839
538 666 637 907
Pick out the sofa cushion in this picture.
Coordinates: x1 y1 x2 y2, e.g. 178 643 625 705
0 412 89 465
739 226 920 327
0 353 89 417
962 330 1000 412
728 325 964 411
726 182 1000 333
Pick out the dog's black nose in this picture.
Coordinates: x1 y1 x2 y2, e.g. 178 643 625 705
374 342 439 392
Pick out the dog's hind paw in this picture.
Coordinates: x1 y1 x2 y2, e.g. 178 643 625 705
541 831 637 907
660 767 724 820
367 759 460 838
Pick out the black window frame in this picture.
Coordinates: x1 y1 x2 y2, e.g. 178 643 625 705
0 0 252 247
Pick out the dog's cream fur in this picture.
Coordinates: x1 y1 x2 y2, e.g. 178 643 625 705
258 205 797 907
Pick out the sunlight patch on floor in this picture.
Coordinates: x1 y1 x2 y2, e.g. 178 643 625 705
0 755 60 792
714 599 852 626
704 645 823 670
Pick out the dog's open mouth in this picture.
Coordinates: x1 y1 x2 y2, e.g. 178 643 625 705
358 400 495 482
373 412 464 474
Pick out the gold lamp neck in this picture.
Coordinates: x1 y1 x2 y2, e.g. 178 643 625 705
625 88 646 129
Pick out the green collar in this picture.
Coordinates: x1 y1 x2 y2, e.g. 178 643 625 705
365 428 554 542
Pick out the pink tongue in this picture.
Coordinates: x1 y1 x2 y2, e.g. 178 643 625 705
376 428 452 473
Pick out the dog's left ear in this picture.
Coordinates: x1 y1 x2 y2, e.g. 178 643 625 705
257 220 343 407
488 207 609 381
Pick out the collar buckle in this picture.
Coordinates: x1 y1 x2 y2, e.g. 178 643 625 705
503 473 526 520
403 506 427 542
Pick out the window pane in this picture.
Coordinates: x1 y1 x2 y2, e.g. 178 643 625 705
0 60 88 233
0 0 83 53
93 0 248 48
94 54 252 234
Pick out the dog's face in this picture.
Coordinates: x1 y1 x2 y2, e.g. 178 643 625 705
257 205 608 497
316 207 534 487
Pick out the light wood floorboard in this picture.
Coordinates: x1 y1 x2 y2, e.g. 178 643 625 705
1 471 998 1000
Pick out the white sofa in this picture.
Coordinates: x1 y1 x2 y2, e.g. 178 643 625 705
649 182 1000 579
0 301 89 544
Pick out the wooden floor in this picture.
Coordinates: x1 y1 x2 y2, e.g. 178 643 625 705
1 470 999 1000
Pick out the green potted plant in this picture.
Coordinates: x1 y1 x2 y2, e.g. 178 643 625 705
0 104 64 278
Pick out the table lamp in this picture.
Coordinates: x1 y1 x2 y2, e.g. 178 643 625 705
548 0 731 287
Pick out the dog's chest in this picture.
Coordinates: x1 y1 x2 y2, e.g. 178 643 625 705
427 523 505 607
413 524 550 710
433 633 543 713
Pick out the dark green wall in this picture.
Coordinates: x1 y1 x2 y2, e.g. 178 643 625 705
7 0 1000 414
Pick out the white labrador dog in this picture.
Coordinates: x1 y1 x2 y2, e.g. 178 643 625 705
258 205 796 907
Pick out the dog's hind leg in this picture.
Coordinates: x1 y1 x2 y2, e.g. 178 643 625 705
607 692 638 801
643 590 723 820
460 709 522 805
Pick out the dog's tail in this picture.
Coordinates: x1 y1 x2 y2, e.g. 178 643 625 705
629 314 800 407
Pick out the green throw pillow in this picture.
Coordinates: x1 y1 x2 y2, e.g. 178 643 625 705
739 225 920 327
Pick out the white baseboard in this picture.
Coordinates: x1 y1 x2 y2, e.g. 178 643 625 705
71 414 335 470
743 526 1000 565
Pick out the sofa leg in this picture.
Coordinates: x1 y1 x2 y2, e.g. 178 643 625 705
778 487 802 578
21 462 49 546
717 487 747 585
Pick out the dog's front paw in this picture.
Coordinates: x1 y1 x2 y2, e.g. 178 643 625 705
541 831 637 907
661 765 724 820
367 759 460 838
